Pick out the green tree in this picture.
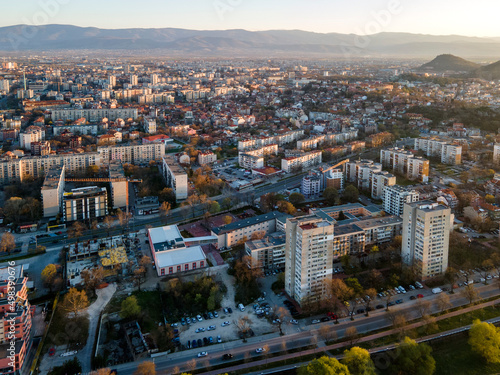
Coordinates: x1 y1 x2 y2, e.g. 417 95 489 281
121 296 141 319
343 347 376 375
323 187 339 206
387 337 435 375
469 319 500 363
289 192 305 205
298 356 350 375
343 185 359 203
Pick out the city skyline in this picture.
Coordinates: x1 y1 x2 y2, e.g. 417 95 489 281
1 0 500 37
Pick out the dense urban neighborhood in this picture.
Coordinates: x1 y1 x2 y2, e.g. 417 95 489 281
2 37 500 375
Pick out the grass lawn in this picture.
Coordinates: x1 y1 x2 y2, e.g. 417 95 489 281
431 333 500 375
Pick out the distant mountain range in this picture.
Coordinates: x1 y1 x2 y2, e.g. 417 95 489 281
0 24 500 58
419 54 500 79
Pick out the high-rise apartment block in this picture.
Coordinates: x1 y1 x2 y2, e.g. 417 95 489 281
402 202 451 280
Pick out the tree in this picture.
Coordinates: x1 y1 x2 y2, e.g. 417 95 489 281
298 356 350 375
134 361 156 375
159 201 171 224
343 347 376 375
323 187 339 206
62 288 89 318
469 319 500 364
387 337 435 375
222 215 233 225
81 267 104 297
345 326 360 348
41 264 58 292
0 232 15 254
435 293 452 313
289 192 305 205
343 185 359 203
121 295 141 319
444 266 458 293
461 284 480 304
414 299 432 318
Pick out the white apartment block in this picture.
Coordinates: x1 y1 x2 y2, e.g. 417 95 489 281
345 160 382 191
98 143 165 165
402 202 451 280
494 144 500 164
0 153 100 184
41 166 65 218
285 215 334 306
281 151 322 173
414 138 462 165
198 151 217 165
383 185 419 216
144 119 157 134
380 148 429 182
239 154 265 170
50 108 138 122
371 171 396 199
161 155 188 201
19 126 45 150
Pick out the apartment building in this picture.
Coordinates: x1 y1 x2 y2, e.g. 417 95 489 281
380 148 429 182
41 166 65 218
414 138 462 165
19 126 44 150
50 108 138 122
281 151 322 173
301 173 322 197
0 153 101 184
383 185 419 216
198 150 217 165
211 211 289 249
245 232 286 271
63 186 108 222
0 266 32 375
238 153 264 170
285 215 334 306
402 202 452 280
345 160 382 191
98 143 165 165
371 171 396 200
161 155 188 201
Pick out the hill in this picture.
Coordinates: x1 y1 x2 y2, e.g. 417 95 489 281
419 54 480 72
0 25 500 58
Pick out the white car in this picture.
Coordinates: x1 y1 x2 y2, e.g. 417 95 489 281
197 351 208 358
255 347 266 353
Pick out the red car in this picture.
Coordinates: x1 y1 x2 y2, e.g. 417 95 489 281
417 294 424 298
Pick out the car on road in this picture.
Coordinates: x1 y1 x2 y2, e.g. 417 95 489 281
255 347 266 353
197 352 208 358
222 353 233 360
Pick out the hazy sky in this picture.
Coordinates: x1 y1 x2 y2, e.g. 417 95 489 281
2 0 500 37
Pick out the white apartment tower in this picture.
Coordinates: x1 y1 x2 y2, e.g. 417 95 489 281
383 185 419 216
285 215 334 306
402 202 451 280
